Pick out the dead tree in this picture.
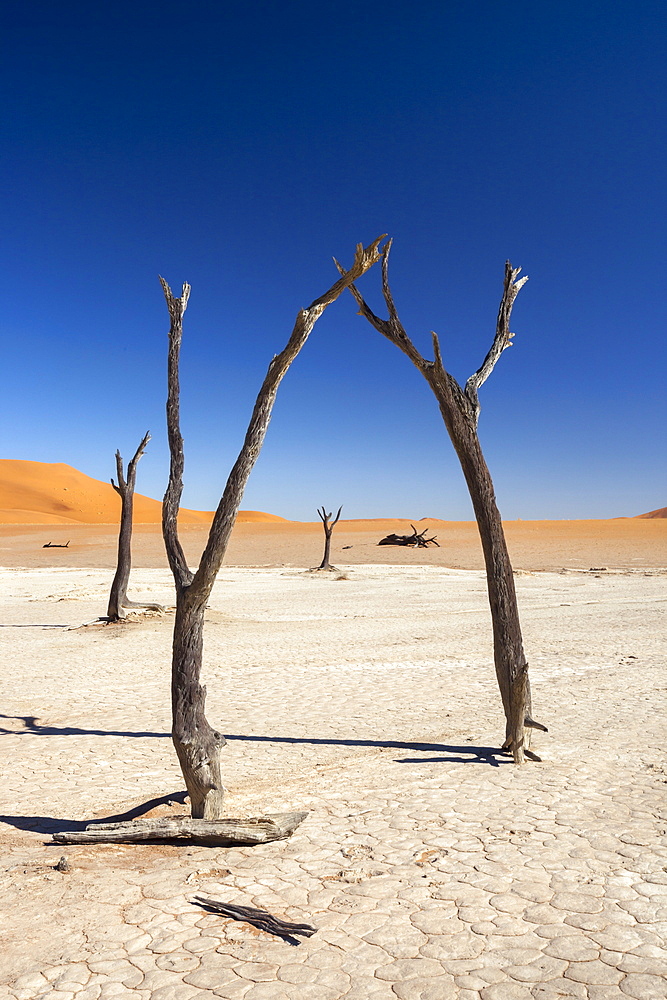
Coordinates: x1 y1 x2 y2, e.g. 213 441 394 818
338 245 547 763
161 237 385 817
378 525 439 547
107 432 165 621
316 505 342 569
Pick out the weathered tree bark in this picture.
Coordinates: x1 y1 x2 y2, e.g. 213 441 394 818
316 505 342 569
107 432 165 621
193 898 317 940
339 246 547 763
54 812 308 845
161 237 385 817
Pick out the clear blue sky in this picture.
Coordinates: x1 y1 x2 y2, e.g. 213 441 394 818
2 1 665 519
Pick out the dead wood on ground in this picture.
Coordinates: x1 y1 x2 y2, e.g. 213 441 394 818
378 525 440 547
193 897 317 942
53 812 308 846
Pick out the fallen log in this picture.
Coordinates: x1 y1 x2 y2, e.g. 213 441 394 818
378 525 440 548
43 541 70 548
53 811 308 846
193 897 317 942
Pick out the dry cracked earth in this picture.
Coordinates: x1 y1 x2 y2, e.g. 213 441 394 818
0 565 665 1000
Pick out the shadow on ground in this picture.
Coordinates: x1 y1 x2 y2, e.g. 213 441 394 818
0 791 189 836
0 717 509 766
0 714 168 738
0 733 509 837
223 733 509 767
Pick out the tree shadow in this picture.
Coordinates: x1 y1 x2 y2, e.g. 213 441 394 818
0 717 507 764
1 732 508 839
0 790 188 837
223 733 508 766
0 714 168 738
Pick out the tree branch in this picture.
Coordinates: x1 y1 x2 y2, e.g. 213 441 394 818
126 430 151 491
160 278 194 589
335 241 430 373
464 261 528 422
111 451 125 495
192 237 385 598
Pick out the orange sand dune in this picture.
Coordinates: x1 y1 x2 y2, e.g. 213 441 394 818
0 460 285 525
636 506 667 519
235 509 288 522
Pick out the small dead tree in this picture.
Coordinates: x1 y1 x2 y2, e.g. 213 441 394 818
161 238 384 818
107 432 165 621
316 505 342 570
338 244 547 763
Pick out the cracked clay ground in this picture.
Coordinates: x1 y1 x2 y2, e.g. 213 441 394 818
0 564 666 1000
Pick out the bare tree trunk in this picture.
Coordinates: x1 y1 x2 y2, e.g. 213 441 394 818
161 237 385 816
170 587 225 817
107 432 164 621
339 248 547 763
316 505 342 570
431 380 534 755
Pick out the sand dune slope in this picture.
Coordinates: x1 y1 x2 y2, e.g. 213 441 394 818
636 506 667 518
0 460 285 525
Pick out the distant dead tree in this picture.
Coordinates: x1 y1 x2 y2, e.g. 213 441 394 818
316 505 342 570
338 244 547 763
107 432 165 621
161 237 385 818
378 525 439 547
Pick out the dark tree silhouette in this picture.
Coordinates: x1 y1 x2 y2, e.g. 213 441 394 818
378 525 439 547
316 505 342 570
161 237 385 817
107 432 164 621
338 244 547 763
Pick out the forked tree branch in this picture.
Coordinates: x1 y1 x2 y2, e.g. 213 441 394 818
127 430 151 480
338 245 527 426
335 240 429 373
317 505 342 529
111 432 151 496
111 453 125 495
464 261 528 418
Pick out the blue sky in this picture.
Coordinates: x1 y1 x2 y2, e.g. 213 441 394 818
2 1 665 519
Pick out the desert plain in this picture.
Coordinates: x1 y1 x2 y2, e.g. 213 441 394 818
1 462 666 1000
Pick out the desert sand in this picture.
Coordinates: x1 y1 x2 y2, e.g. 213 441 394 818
1 560 666 999
1 461 666 998
1 459 665 575
635 506 667 519
1 517 666 576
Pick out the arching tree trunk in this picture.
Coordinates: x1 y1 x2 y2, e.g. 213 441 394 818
341 247 547 763
316 505 342 570
430 375 535 755
161 237 385 816
107 432 164 621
